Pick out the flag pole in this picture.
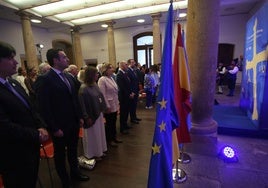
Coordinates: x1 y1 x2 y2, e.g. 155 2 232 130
172 11 189 184
174 21 192 164
173 158 187 183
177 143 191 164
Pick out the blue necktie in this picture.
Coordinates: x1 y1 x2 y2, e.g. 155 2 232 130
5 81 30 108
60 72 71 92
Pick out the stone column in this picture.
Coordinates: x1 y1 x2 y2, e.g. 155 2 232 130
151 13 162 65
71 26 83 69
106 20 116 67
18 11 38 69
186 0 220 136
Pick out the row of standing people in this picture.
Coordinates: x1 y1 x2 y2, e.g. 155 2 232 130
116 62 160 110
114 59 142 135
143 65 160 109
1 44 90 188
0 40 148 188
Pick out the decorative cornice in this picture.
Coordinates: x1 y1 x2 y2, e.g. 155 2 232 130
71 25 82 32
151 13 162 20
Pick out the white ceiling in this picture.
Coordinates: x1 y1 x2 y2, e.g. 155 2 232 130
0 0 262 34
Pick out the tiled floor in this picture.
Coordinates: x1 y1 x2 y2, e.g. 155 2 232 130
37 84 268 188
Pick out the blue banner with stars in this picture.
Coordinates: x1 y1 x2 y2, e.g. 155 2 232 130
147 2 179 188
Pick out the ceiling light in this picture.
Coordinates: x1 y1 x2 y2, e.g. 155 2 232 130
71 1 187 25
31 19 41 23
101 24 108 28
5 0 188 26
137 19 145 23
179 13 187 18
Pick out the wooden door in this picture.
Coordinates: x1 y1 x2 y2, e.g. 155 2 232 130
218 43 234 66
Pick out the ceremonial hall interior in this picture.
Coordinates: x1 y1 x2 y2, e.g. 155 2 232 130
0 0 268 187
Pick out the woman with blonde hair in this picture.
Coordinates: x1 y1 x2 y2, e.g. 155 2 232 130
78 66 107 160
98 63 122 147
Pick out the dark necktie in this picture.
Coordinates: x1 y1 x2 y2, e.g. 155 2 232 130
60 72 71 92
132 69 137 77
5 81 30 108
124 72 130 82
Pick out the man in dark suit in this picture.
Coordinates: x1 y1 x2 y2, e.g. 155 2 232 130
66 64 81 93
127 59 142 124
35 48 89 188
116 61 133 134
0 41 49 188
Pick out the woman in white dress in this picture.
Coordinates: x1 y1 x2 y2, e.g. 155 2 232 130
78 66 107 160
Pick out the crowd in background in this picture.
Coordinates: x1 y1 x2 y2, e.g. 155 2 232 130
0 41 162 188
2 40 245 187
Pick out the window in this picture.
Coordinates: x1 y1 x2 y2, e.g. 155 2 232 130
133 32 153 68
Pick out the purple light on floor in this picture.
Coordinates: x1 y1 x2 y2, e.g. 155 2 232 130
223 146 235 158
218 145 238 163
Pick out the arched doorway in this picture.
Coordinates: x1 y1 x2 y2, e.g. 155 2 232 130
133 32 153 68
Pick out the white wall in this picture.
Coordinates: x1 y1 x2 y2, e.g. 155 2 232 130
80 14 250 65
80 22 187 65
80 25 157 64
81 30 107 64
0 20 25 63
0 19 71 66
0 12 252 66
33 26 71 63
219 14 248 59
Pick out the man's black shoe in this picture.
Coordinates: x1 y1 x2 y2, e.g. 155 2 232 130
62 183 74 188
135 118 142 121
109 141 118 147
121 130 129 135
131 120 139 124
114 139 123 143
70 173 89 181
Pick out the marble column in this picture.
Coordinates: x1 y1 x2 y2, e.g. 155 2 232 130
106 20 116 67
151 13 162 65
186 0 220 136
18 11 39 69
71 26 83 70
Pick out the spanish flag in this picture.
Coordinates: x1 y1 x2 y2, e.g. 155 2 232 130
173 23 192 144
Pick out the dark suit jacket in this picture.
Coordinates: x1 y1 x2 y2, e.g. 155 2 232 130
127 68 139 95
0 78 46 172
35 69 82 133
116 70 131 103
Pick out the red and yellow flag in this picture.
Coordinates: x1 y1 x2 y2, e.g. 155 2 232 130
173 24 192 143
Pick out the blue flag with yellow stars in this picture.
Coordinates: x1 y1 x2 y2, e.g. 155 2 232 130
147 2 179 188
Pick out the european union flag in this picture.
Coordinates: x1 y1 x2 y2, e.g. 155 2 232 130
147 2 179 188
